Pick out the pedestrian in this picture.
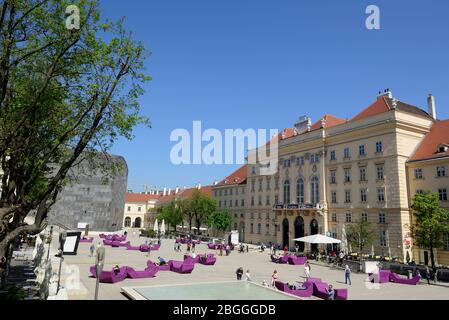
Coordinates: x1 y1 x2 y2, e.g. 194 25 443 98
283 245 288 255
326 284 335 300
246 245 249 253
192 242 196 252
124 230 128 237
304 261 311 280
295 243 299 253
271 270 278 287
236 267 244 280
219 245 223 256
344 264 352 285
174 242 177 251
89 243 95 257
187 243 191 253
339 251 345 265
147 245 151 257
425 266 431 285
226 244 230 256
245 269 252 281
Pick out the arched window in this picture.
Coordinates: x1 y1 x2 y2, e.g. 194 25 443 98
283 180 290 204
296 178 304 205
311 176 319 205
124 217 131 228
134 217 142 228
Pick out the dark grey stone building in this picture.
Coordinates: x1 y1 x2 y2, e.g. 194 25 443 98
48 154 128 231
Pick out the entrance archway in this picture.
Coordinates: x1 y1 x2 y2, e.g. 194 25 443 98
294 216 305 252
134 217 142 228
124 217 131 228
310 219 318 252
282 218 289 249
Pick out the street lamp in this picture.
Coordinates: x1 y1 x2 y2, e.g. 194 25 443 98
45 226 53 264
94 246 105 300
57 231 66 294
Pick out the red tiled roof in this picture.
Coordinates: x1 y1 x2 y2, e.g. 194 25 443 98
409 119 449 162
351 97 391 122
310 114 347 131
181 185 213 197
125 193 161 203
217 165 248 186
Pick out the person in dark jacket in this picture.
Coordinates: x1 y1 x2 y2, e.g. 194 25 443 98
236 267 244 280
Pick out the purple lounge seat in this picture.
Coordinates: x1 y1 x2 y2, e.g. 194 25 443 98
99 234 106 239
126 243 141 250
199 254 216 265
274 281 313 297
278 255 289 264
126 266 158 279
288 256 308 265
184 255 201 264
111 241 128 247
147 260 171 271
368 269 391 283
170 260 195 274
89 266 127 283
150 244 161 250
306 277 322 284
208 243 216 249
103 239 113 246
80 237 94 243
334 288 348 300
139 244 150 252
311 281 348 300
271 254 280 263
389 272 420 285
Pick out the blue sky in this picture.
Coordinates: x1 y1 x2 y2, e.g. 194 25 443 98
102 0 449 192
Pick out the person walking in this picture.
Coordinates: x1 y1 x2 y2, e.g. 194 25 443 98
246 245 249 253
295 243 299 253
425 266 432 285
283 245 288 256
236 267 244 280
89 243 95 257
344 264 352 285
271 270 278 287
245 269 252 281
147 245 151 257
304 261 311 280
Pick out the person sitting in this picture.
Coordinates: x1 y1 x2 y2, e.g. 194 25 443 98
326 284 335 300
113 265 121 275
157 256 167 266
289 282 307 290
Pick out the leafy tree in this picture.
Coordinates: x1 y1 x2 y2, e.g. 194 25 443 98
189 189 216 235
209 209 233 236
157 198 186 232
0 0 150 269
346 219 374 263
411 192 449 269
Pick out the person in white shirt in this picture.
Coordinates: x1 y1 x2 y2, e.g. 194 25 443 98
304 262 311 280
245 270 252 281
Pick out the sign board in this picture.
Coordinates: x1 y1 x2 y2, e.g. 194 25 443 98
77 222 88 229
230 230 239 245
62 231 82 255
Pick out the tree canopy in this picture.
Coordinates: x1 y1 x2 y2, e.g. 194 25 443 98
0 0 150 258
346 219 374 260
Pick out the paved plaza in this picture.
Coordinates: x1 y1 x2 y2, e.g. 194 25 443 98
61 232 448 300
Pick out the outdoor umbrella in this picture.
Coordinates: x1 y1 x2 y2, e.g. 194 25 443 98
160 219 166 235
341 224 347 254
293 234 341 244
153 218 159 233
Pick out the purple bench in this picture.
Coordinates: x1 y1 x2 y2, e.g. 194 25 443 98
89 266 127 283
288 256 307 265
368 269 391 283
103 239 113 246
312 281 348 300
184 255 201 264
389 272 420 285
111 241 130 247
80 237 94 243
126 265 158 279
199 254 216 266
150 244 161 250
208 243 217 249
147 260 171 271
274 281 313 297
170 260 195 274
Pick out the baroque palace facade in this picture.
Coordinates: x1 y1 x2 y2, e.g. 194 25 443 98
213 90 449 265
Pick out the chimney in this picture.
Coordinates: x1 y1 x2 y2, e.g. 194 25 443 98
427 94 437 120
175 187 179 194
197 183 201 189
163 187 167 196
168 188 171 195
378 88 393 99
294 116 312 134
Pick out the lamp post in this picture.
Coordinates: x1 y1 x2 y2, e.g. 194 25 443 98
57 231 66 294
45 226 53 264
94 246 105 300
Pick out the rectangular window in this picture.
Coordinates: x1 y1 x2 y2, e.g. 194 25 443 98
437 166 446 177
379 212 386 224
439 188 448 201
224 189 228 196
258 224 261 234
416 189 424 195
266 224 270 235
344 169 352 183
274 195 279 204
258 195 262 206
345 212 352 223
266 178 271 191
252 166 256 174
360 167 367 181
377 187 385 202
377 165 384 180
360 189 367 203
235 188 239 195
241 199 245 207
275 178 279 190
251 180 255 192
127 206 131 212
376 141 383 153
235 199 238 207
266 212 270 220
266 195 270 206
331 191 337 204
359 145 366 156
258 179 263 192
380 230 387 246
229 200 232 207
251 196 254 206
330 151 336 161
230 188 233 195
344 148 350 159
242 187 245 194
414 168 423 179
224 200 227 207
362 212 368 222
331 212 337 222
219 190 222 196
330 170 337 184
250 223 254 233
345 190 352 203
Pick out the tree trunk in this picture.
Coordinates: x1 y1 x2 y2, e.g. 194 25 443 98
430 243 435 270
